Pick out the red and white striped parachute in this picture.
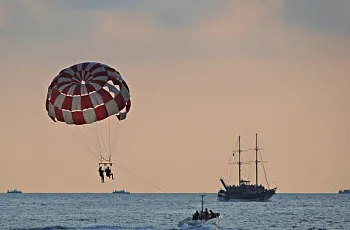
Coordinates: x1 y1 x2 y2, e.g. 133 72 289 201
45 62 131 166
46 62 131 124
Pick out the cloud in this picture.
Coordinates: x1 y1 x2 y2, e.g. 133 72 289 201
44 0 147 12
44 0 231 28
0 1 96 43
0 4 8 29
88 0 350 63
2 0 349 64
283 0 350 36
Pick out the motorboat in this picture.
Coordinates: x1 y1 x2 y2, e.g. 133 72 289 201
177 194 222 228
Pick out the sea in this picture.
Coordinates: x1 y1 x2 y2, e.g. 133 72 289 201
0 193 349 230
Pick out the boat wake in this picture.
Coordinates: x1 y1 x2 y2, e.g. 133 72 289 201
179 223 229 230
14 226 158 230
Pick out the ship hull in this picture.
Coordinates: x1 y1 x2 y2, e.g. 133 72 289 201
112 190 130 194
7 189 22 194
177 215 223 228
218 188 276 202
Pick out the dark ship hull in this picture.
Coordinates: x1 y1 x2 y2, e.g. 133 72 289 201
7 189 22 194
218 183 276 202
339 189 350 194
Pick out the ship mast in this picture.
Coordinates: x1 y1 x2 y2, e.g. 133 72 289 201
238 135 242 185
229 135 253 186
255 133 258 187
201 194 204 212
253 133 266 187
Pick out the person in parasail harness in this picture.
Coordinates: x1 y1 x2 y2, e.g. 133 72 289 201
98 166 105 183
105 166 114 180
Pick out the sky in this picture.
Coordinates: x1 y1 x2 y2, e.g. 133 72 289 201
0 0 349 193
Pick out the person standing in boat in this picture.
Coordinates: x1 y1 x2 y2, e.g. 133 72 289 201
204 208 209 219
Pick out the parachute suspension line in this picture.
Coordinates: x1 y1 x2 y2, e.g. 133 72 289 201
83 116 122 165
107 116 119 162
68 126 101 161
97 123 109 160
108 117 115 163
88 123 103 156
114 163 166 193
108 116 111 161
72 121 109 164
90 121 109 163
103 117 111 162
110 119 122 159
74 127 99 158
95 123 109 158
91 125 109 163
87 127 100 155
105 116 121 162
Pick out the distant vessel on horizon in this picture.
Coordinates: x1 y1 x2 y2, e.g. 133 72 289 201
7 189 22 194
112 189 130 194
339 189 350 194
218 134 277 202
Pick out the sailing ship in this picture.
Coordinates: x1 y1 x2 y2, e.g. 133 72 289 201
218 134 277 202
339 189 350 194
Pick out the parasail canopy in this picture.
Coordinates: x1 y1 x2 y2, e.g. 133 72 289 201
46 62 131 125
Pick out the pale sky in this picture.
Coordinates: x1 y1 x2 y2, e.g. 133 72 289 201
0 0 349 193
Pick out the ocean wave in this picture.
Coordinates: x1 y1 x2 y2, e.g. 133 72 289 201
14 225 168 230
13 225 233 230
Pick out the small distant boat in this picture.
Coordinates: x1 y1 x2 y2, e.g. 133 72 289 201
177 194 223 228
7 189 22 194
339 189 350 194
112 189 130 194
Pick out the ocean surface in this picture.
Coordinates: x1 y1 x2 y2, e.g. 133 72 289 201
0 193 349 230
